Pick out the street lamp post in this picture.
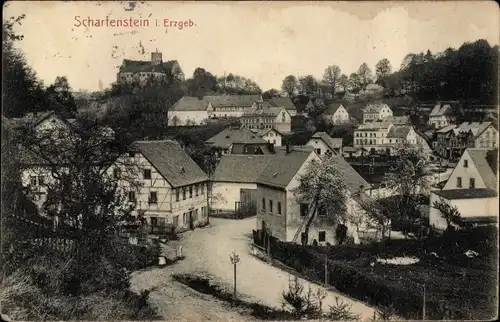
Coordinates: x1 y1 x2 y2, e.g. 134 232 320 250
229 251 240 298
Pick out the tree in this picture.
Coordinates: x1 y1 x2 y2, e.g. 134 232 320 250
262 88 280 99
292 154 348 244
2 14 48 118
382 145 431 238
281 75 298 97
281 276 319 319
217 73 261 95
375 58 392 87
348 73 361 97
327 296 361 321
186 67 217 97
298 75 318 96
356 63 373 91
46 76 78 118
432 199 462 230
322 65 341 97
338 74 349 94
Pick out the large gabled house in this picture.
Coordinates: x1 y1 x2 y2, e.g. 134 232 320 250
241 101 292 133
428 102 455 129
206 95 263 118
429 148 498 230
323 103 350 124
111 140 209 233
255 146 375 245
168 96 208 126
267 97 297 117
362 104 393 123
117 50 184 85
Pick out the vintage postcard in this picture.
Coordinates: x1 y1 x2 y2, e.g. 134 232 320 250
1 1 498 321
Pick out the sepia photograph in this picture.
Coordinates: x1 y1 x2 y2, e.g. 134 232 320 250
1 1 499 321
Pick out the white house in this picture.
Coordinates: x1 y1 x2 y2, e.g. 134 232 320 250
353 121 393 151
428 103 453 129
112 140 210 233
362 104 393 123
455 122 498 149
429 148 498 230
323 103 350 124
211 155 273 214
252 128 283 147
255 146 376 245
168 96 208 126
306 132 342 156
205 95 263 118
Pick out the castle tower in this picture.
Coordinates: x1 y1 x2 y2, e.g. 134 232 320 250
151 49 162 65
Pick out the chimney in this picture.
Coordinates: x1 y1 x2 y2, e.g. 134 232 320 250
286 142 291 154
359 185 365 193
151 50 162 65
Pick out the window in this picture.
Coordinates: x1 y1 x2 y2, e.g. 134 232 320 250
318 231 326 242
469 178 475 189
149 191 158 204
269 200 273 213
183 213 188 224
457 177 462 188
201 183 205 194
182 187 186 200
113 168 120 179
143 169 151 180
128 191 136 202
318 205 327 217
128 151 136 157
262 198 266 211
176 189 180 202
189 186 193 198
30 176 37 186
150 217 158 228
273 139 276 144
38 176 45 186
300 203 308 217
195 185 199 196
173 215 179 227
463 159 468 168
316 148 321 155
277 202 282 215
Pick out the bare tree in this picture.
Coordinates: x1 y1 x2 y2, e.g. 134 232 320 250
292 154 348 245
322 65 341 97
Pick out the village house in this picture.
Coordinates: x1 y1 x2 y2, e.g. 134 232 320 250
306 132 343 156
205 127 273 154
255 146 375 245
250 128 283 146
323 103 350 124
206 95 263 118
428 101 460 129
353 121 393 152
241 101 292 133
342 147 366 158
362 104 393 123
168 96 208 126
117 50 184 85
211 155 273 215
429 148 498 230
267 97 298 117
457 121 498 149
112 140 209 233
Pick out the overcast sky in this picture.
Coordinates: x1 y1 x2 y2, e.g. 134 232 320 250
5 1 499 92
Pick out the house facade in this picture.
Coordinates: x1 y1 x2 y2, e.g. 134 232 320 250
205 127 272 154
362 104 393 123
428 102 453 128
252 128 283 146
268 97 297 117
306 132 342 156
211 155 273 215
117 50 185 85
429 148 498 230
353 122 393 152
255 147 374 245
241 102 292 133
112 140 209 233
206 95 263 118
323 103 350 124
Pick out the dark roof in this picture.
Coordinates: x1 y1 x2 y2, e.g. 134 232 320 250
119 59 178 73
387 126 412 139
268 97 297 111
310 132 342 151
204 95 262 108
486 149 498 177
242 104 284 117
171 96 206 111
391 115 410 125
205 128 267 149
257 149 313 189
133 140 208 187
231 143 274 155
467 148 498 191
433 188 497 200
323 103 344 115
213 155 273 183
333 156 371 193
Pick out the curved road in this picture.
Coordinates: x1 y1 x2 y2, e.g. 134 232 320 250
131 217 377 320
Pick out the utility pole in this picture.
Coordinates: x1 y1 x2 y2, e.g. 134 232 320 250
324 254 328 285
229 251 240 298
422 284 426 320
